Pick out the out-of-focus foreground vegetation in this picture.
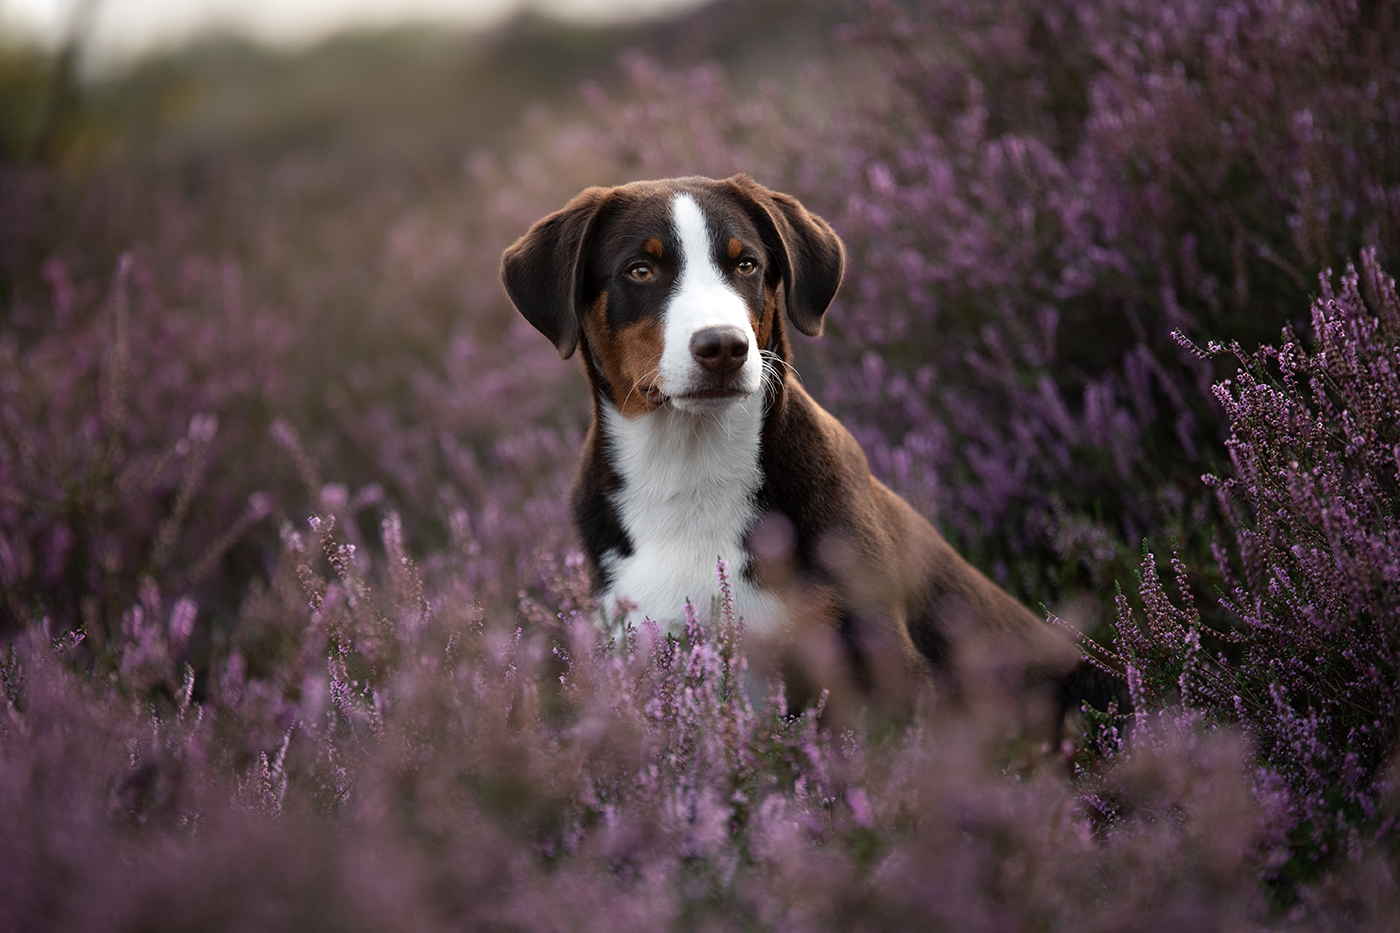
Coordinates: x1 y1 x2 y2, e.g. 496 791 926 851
3 0 1400 927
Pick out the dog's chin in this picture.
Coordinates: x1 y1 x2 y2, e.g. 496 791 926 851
673 392 750 414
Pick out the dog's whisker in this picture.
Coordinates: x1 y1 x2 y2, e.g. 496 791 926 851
622 362 665 411
760 348 801 385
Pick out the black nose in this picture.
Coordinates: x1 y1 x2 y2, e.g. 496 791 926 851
689 326 749 376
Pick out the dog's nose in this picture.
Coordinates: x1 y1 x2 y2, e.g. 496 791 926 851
689 326 749 376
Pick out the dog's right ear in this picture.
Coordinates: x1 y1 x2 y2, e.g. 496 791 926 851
500 187 610 359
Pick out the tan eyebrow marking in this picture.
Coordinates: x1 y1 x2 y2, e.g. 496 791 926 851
728 238 743 259
643 238 664 258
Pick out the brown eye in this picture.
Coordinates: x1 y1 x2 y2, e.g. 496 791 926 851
736 259 757 275
627 263 652 282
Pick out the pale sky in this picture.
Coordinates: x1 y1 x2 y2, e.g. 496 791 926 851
1 0 708 67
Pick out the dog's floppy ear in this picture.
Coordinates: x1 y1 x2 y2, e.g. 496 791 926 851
500 186 610 359
725 174 845 337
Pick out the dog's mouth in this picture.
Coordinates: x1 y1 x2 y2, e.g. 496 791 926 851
682 386 747 400
641 384 749 407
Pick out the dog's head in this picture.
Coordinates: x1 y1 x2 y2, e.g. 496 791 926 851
500 175 845 417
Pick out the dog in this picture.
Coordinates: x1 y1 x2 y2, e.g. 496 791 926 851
501 174 1111 736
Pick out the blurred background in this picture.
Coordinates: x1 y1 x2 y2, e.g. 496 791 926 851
3 0 714 66
0 0 849 160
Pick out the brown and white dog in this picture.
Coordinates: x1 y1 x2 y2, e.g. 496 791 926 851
501 174 1109 733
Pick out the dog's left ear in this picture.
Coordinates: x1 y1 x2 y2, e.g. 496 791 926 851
724 174 845 337
500 186 610 359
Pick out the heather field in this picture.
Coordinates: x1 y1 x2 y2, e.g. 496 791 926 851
3 0 1400 928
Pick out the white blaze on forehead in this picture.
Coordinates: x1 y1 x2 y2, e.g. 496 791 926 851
658 192 762 405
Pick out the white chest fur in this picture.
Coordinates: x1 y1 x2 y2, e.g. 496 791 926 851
597 400 783 635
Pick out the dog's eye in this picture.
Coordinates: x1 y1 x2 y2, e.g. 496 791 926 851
736 259 757 275
627 263 653 282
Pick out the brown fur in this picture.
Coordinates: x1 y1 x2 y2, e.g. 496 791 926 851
752 285 778 351
749 371 1079 733
584 293 665 418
